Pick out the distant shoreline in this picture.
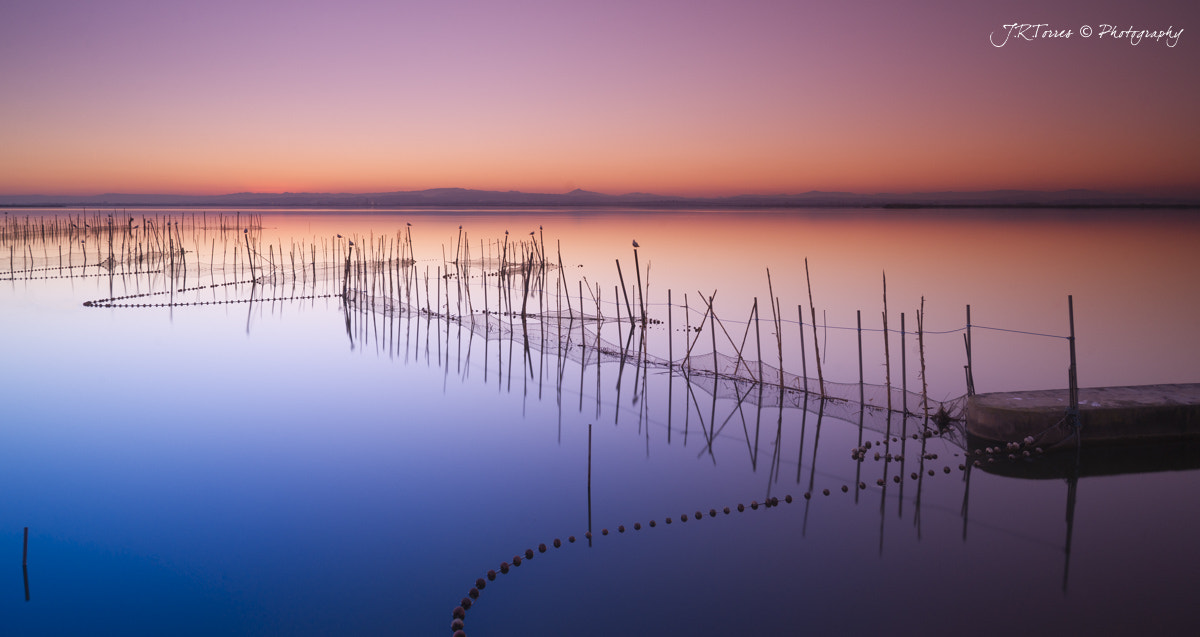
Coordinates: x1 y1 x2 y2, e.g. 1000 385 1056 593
3 202 1197 211
880 203 1200 210
3 186 1198 210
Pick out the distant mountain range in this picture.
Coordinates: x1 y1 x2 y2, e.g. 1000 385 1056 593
1 188 1196 208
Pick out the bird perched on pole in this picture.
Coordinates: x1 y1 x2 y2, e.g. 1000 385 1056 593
632 239 639 248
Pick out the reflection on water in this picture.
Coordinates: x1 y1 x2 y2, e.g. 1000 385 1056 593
2 208 1199 636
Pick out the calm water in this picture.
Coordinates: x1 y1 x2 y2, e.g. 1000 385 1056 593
2 207 1199 636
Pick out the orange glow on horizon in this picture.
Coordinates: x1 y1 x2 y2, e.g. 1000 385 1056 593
1 2 1196 199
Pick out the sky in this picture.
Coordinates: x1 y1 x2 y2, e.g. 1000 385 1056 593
1 0 1197 197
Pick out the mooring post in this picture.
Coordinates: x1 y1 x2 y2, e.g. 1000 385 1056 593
1068 295 1079 426
901 312 907 416
23 527 28 567
966 304 975 396
857 310 864 404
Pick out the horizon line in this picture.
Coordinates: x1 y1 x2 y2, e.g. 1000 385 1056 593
3 185 1199 200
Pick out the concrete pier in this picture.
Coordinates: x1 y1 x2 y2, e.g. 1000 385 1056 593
966 383 1200 448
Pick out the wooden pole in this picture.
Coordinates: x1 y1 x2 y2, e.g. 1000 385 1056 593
558 241 572 319
342 244 352 299
805 258 825 397
244 231 255 280
883 272 891 412
901 312 908 416
918 297 928 420
798 305 808 392
709 295 717 376
684 294 691 372
857 310 864 404
766 269 782 390
966 304 975 396
667 289 673 368
615 259 634 321
754 298 763 383
1068 294 1078 422
633 247 645 325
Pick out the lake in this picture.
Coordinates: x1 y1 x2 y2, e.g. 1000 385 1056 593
3 207 1199 636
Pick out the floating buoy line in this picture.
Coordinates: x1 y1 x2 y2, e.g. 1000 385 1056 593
80 277 341 308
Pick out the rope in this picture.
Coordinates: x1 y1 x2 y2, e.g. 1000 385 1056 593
82 278 271 306
86 294 340 308
2 270 163 282
971 324 1068 340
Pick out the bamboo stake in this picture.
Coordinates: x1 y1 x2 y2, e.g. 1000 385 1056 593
683 292 710 368
883 272 892 411
558 240 572 319
754 298 763 383
1068 295 1078 423
804 258 825 397
857 310 864 404
684 293 691 372
633 246 645 325
708 295 717 375
798 305 808 392
615 259 634 321
901 312 907 415
918 297 928 419
767 269 783 390
667 289 673 368
965 304 975 396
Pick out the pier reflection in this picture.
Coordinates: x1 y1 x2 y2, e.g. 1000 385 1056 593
969 437 1200 592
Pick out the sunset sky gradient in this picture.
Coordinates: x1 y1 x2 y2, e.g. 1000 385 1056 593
1 0 1196 197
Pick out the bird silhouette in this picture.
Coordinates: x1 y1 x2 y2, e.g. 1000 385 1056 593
632 239 639 248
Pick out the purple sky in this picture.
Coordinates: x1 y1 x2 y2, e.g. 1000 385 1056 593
1 0 1196 196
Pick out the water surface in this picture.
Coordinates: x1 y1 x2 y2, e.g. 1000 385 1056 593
2 207 1198 636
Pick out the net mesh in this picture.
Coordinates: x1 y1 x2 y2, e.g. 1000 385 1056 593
346 287 968 445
